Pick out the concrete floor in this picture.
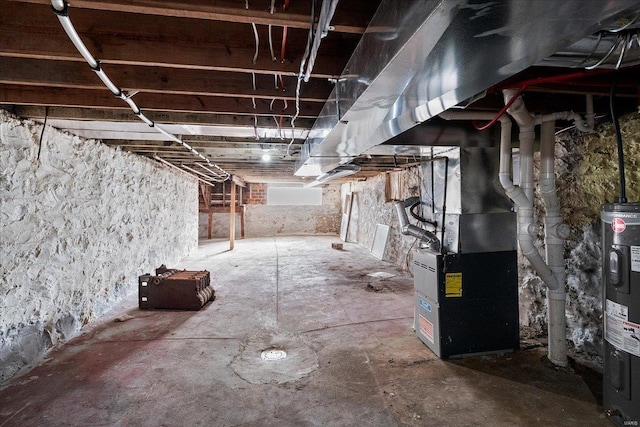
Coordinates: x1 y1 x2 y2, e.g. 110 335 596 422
0 236 609 426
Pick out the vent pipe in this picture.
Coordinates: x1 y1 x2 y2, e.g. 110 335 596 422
393 200 440 251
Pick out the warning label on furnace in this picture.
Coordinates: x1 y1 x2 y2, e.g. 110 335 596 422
631 246 640 272
605 299 640 357
419 314 434 344
445 273 462 297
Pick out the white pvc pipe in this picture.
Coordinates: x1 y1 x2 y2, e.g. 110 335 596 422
153 155 215 186
94 68 121 96
502 91 560 289
138 113 154 127
442 104 568 365
50 0 230 179
540 120 568 366
438 111 516 190
57 16 99 69
585 94 595 131
504 90 535 202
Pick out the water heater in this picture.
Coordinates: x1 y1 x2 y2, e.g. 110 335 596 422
602 203 640 425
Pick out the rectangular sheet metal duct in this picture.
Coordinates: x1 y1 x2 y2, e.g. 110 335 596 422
295 0 640 176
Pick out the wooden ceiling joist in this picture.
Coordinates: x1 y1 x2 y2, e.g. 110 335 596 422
7 0 376 34
0 57 333 102
0 0 385 182
0 3 357 78
0 86 324 116
6 106 317 127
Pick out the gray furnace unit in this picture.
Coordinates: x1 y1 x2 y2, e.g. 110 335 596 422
411 146 519 358
602 203 640 425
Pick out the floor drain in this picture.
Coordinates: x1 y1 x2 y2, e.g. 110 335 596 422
261 348 287 361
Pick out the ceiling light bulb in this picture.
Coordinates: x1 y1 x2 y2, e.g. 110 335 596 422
262 153 272 162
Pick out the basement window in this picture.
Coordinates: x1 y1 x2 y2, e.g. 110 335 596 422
267 184 322 206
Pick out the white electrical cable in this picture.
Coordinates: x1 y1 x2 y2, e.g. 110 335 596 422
254 115 259 140
50 0 230 181
196 163 226 180
585 34 622 69
251 23 260 64
154 155 217 185
288 0 316 155
94 68 121 95
56 16 99 69
269 25 277 62
303 0 339 82
615 32 631 69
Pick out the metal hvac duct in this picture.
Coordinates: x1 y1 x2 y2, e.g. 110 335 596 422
295 0 640 177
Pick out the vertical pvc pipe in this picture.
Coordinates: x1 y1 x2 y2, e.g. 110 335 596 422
541 120 568 367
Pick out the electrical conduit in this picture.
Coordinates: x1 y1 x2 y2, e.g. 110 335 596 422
50 0 230 182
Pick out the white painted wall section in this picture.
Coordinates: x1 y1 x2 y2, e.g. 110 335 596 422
0 109 198 383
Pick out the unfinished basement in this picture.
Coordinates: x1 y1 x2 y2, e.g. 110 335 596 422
1 0 640 426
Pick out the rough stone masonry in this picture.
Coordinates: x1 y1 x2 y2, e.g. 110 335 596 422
0 110 198 384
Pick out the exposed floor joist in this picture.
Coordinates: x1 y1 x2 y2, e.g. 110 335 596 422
1 0 384 182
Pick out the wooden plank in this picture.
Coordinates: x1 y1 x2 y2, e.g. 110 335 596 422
7 0 373 34
0 86 324 116
240 205 246 239
0 57 333 102
0 4 353 78
9 106 317 126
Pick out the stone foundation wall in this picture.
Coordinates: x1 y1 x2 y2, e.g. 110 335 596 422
199 185 342 238
0 110 198 384
342 168 423 269
519 112 640 359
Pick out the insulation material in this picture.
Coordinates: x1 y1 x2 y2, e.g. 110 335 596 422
0 109 198 383
519 112 640 360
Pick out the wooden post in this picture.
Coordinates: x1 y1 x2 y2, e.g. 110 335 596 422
229 181 236 250
240 205 246 239
207 211 213 240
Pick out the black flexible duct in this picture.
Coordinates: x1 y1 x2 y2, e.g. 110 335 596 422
409 201 437 226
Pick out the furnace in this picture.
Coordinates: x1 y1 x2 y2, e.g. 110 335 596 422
399 146 519 358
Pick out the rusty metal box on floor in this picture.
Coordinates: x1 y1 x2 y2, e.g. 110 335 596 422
138 265 215 310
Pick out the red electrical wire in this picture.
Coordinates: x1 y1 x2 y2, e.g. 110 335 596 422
473 68 611 130
281 26 288 62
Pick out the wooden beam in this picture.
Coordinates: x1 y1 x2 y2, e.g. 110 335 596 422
240 205 246 239
8 107 317 126
229 181 236 250
208 211 213 240
7 0 374 34
0 86 324 116
232 175 247 188
0 4 355 78
0 57 333 101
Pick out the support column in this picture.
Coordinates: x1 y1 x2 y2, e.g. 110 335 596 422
229 181 236 250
